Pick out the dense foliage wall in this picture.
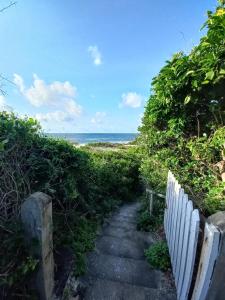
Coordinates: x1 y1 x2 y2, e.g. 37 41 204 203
139 1 225 215
0 112 141 298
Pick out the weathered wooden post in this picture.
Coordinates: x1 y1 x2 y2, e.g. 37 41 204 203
21 192 54 300
149 192 153 216
146 189 154 216
205 211 225 300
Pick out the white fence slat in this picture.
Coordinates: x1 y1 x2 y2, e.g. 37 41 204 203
180 209 200 300
166 171 171 206
191 223 220 300
165 172 172 237
166 178 172 234
174 188 185 285
163 171 222 300
177 200 193 298
175 194 188 289
171 182 181 274
165 176 173 241
174 187 184 283
171 183 181 271
169 179 177 257
168 181 176 255
164 209 167 235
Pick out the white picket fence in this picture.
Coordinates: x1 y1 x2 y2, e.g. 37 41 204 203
162 171 221 300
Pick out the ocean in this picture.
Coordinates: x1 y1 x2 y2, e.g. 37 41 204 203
47 133 138 145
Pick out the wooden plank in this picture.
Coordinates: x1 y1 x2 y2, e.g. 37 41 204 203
180 209 200 300
146 188 166 199
167 177 175 255
165 171 170 235
171 181 181 275
191 223 220 300
164 171 172 241
165 174 173 239
166 171 172 206
168 180 176 257
167 180 175 253
170 179 177 257
173 188 185 285
175 194 188 289
177 200 193 298
164 208 168 239
149 192 153 216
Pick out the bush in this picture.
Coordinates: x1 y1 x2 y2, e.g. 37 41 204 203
0 221 38 298
145 241 171 271
138 1 225 215
0 112 142 298
137 195 165 232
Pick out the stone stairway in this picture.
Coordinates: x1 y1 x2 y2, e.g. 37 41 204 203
80 202 177 300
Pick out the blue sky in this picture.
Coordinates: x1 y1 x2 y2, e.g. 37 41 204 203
0 0 218 133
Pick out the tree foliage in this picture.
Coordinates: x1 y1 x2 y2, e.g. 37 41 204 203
139 1 225 214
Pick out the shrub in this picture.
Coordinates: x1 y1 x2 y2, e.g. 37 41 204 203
0 221 38 298
145 241 171 271
137 195 165 232
0 112 142 297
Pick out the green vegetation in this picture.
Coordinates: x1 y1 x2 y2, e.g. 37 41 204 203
0 112 141 298
0 221 39 298
83 142 135 150
145 241 171 271
138 1 225 215
137 195 165 232
84 142 122 148
1 1 225 297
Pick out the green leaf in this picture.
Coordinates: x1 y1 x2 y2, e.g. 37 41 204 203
192 80 198 88
2 139 9 144
186 70 195 76
0 142 4 151
184 95 191 105
219 69 225 75
205 70 215 80
202 80 210 85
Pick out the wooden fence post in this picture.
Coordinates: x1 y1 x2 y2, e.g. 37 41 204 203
204 212 225 300
21 192 54 300
191 222 220 300
149 191 153 216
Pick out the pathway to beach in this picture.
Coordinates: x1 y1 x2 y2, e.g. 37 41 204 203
80 202 176 300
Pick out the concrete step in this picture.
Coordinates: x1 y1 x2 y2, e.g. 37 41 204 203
95 235 146 259
110 215 138 223
108 220 137 230
114 203 140 218
79 202 176 300
85 252 161 288
84 278 177 300
102 225 154 246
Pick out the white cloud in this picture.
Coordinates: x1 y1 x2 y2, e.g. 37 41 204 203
35 99 82 123
65 99 82 116
88 45 102 66
91 111 106 124
13 74 83 125
35 111 70 123
13 73 77 107
14 73 25 93
119 92 142 108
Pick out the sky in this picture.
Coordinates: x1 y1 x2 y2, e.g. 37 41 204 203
0 0 218 133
